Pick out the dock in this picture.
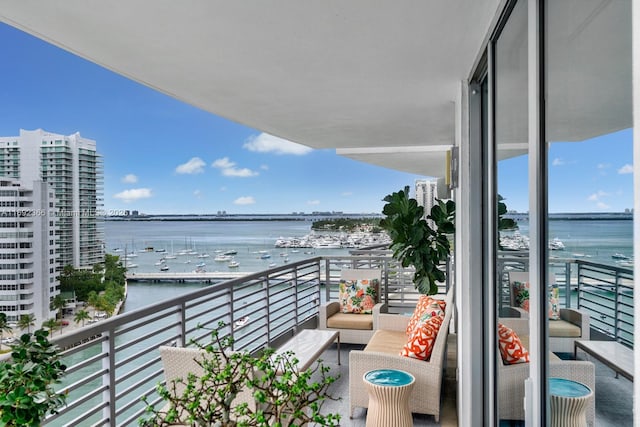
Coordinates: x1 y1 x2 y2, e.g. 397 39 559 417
126 271 252 283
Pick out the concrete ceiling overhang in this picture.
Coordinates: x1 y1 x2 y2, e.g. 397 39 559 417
0 0 501 177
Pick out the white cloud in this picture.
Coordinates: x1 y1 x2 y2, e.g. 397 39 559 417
212 157 258 177
596 202 610 209
552 158 564 166
121 174 138 184
176 157 206 174
114 188 152 203
618 164 633 174
587 190 611 202
307 200 320 205
234 196 256 205
243 133 313 155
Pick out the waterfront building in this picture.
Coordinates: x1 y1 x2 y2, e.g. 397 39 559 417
0 178 58 327
415 179 438 222
0 129 104 269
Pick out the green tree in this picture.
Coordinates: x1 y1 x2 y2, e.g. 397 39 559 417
0 313 13 352
42 319 60 336
17 314 36 334
50 295 67 320
73 310 91 327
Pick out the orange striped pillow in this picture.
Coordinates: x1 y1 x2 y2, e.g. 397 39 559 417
405 296 446 335
497 323 530 364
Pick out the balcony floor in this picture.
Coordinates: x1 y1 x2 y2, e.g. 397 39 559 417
316 338 632 426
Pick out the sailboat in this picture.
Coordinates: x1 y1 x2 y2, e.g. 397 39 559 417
164 241 177 259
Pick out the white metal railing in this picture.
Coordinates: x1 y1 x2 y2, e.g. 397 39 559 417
43 254 449 426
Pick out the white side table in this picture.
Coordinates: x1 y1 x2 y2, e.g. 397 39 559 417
363 369 415 427
549 377 593 427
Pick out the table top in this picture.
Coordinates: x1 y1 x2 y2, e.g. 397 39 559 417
549 377 591 398
574 339 634 381
364 369 415 387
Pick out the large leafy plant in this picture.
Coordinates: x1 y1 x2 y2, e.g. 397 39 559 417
140 323 340 427
381 186 455 295
0 329 67 426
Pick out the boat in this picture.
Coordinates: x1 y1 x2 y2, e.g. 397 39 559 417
196 261 206 268
196 253 210 258
125 262 138 269
214 254 232 262
612 253 630 260
193 266 206 273
260 253 271 259
548 237 565 250
268 262 277 268
224 249 238 255
228 260 239 268
234 316 250 330
160 264 169 271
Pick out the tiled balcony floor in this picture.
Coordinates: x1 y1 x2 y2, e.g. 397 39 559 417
315 340 632 426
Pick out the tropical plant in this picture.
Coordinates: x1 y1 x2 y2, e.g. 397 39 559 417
17 314 36 334
0 313 13 352
42 319 61 336
140 322 340 427
50 295 67 320
73 310 91 327
380 186 455 295
0 329 67 426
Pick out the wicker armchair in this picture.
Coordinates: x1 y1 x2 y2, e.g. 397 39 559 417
348 286 454 422
319 269 387 344
497 318 596 425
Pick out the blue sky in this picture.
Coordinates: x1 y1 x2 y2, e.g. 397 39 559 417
0 23 424 215
0 23 634 214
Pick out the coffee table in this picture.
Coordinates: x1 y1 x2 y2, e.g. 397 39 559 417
273 329 340 372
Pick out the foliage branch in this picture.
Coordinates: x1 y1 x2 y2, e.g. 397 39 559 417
140 322 340 427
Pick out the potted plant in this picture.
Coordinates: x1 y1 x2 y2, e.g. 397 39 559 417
0 329 67 426
140 323 340 427
380 186 455 295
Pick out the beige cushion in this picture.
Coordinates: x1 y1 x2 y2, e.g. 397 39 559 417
519 336 561 361
326 312 373 330
548 319 581 337
364 329 407 354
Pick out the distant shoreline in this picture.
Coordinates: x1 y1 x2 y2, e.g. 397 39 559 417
104 213 384 222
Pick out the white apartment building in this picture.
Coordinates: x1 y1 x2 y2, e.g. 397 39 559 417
0 129 104 269
415 179 438 220
0 178 58 327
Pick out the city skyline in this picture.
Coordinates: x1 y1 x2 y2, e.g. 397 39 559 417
0 23 634 215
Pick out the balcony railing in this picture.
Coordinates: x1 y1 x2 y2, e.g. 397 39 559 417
498 253 634 347
35 254 446 426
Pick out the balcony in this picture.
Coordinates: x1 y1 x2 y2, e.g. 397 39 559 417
4 254 622 426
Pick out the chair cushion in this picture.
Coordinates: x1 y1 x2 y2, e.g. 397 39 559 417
400 314 444 361
549 319 581 337
513 279 561 320
338 278 379 314
498 323 530 365
405 295 446 335
364 329 407 354
326 312 373 330
518 335 561 362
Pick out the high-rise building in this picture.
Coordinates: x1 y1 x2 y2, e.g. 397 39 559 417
415 179 438 221
0 129 104 269
0 178 58 327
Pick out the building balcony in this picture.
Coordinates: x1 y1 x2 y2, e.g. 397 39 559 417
3 254 626 426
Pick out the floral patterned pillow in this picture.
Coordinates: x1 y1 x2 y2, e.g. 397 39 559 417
497 323 530 365
338 278 379 314
405 295 446 335
513 280 561 320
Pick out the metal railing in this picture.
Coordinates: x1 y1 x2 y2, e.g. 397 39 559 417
42 254 449 426
498 253 634 347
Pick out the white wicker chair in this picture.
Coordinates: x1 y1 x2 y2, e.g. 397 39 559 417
319 269 387 344
497 318 596 425
348 286 454 422
508 271 590 353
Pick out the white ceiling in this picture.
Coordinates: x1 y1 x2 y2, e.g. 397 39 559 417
0 0 501 177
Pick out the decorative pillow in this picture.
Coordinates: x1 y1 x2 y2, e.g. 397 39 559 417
548 283 560 320
400 314 444 360
513 280 561 320
405 295 446 335
338 278 379 314
497 323 530 365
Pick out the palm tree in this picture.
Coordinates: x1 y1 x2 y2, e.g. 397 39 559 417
0 313 13 351
42 318 60 336
50 294 67 320
74 309 91 327
17 313 36 333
